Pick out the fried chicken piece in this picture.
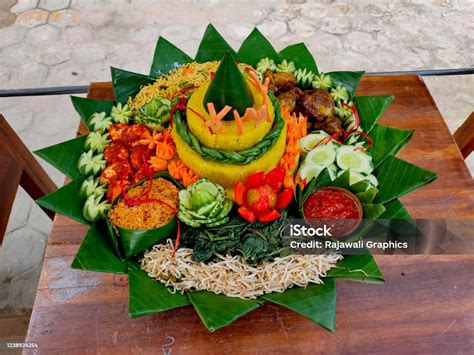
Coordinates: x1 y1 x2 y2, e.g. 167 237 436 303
263 69 278 93
273 72 296 92
311 116 342 135
301 89 335 121
277 87 304 113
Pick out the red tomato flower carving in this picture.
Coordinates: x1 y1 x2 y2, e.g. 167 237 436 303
234 166 293 223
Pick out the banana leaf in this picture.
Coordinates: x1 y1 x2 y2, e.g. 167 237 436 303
327 71 364 98
36 178 87 224
354 95 394 134
71 96 115 131
261 278 336 332
71 222 127 273
327 254 384 283
237 27 278 67
128 262 190 318
380 198 411 219
279 43 318 74
374 155 437 204
34 135 87 180
188 291 260 332
195 24 237 63
111 67 156 104
203 51 253 119
150 37 192 77
106 216 177 260
362 203 386 219
380 199 418 236
356 187 378 203
369 124 413 168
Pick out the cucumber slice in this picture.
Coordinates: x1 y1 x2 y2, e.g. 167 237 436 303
336 169 366 185
366 174 379 187
305 145 336 167
299 131 329 154
336 146 373 173
299 164 325 183
348 170 366 185
327 163 338 181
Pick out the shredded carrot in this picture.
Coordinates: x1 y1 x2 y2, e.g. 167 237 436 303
279 108 307 189
205 103 231 134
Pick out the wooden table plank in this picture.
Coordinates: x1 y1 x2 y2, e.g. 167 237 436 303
26 76 474 354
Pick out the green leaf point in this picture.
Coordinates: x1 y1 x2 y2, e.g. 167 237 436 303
203 51 254 120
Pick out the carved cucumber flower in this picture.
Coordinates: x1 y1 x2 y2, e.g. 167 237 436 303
312 72 333 90
178 178 232 228
330 85 349 102
111 103 133 124
334 100 354 119
294 68 315 88
137 97 172 131
89 112 113 132
82 194 110 222
256 57 276 74
84 132 111 153
275 59 296 74
77 150 106 176
79 176 108 198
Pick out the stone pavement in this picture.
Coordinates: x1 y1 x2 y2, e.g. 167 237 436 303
0 0 473 321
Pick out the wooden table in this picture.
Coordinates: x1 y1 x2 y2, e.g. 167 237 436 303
26 76 474 354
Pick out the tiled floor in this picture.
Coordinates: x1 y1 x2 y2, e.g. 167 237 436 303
0 0 473 337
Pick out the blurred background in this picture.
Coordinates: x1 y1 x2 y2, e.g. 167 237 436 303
0 0 473 342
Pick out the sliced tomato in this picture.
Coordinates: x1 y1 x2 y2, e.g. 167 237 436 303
258 209 280 222
234 181 246 206
245 171 265 189
263 166 285 192
238 206 257 222
275 188 293 210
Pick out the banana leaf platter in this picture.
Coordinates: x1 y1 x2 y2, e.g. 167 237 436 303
35 24 437 332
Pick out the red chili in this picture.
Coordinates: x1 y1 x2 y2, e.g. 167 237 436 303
171 220 181 258
342 102 360 128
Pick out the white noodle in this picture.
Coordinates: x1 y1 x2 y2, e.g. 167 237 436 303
140 239 342 300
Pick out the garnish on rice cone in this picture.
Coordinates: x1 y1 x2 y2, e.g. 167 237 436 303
203 51 254 120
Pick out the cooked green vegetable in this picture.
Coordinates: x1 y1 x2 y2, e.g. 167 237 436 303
181 210 290 263
82 194 110 222
84 132 110 153
330 85 349 102
256 57 276 74
79 176 107 198
136 97 172 130
89 112 113 132
312 72 333 90
111 103 133 124
275 59 296 74
77 150 106 176
178 178 232 228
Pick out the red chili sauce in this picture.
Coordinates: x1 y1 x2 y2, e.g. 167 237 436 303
303 187 362 237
